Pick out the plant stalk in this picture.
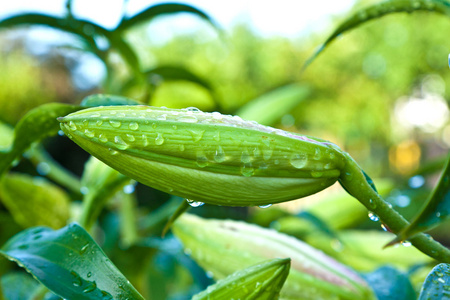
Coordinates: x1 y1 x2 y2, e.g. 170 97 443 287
339 153 450 263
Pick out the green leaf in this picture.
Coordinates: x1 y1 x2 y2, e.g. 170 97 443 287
0 122 13 151
0 13 100 56
146 65 213 91
0 223 145 300
419 263 450 299
118 3 220 32
162 199 191 237
0 173 70 229
305 230 432 272
192 258 290 300
81 94 142 107
0 103 81 176
392 154 450 242
236 84 310 126
303 0 450 70
363 266 416 300
1 272 40 300
78 157 129 230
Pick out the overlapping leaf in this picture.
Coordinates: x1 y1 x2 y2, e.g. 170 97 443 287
236 84 310 126
303 0 450 70
419 263 450 299
0 103 81 176
0 173 70 229
0 223 144 299
392 155 450 243
363 266 416 300
118 3 221 32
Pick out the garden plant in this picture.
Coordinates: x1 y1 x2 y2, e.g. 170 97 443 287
0 0 449 299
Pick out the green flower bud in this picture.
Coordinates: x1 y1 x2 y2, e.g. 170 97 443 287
193 258 290 300
173 213 376 300
58 106 345 206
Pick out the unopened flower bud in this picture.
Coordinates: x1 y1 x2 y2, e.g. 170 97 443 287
174 214 376 299
58 105 345 206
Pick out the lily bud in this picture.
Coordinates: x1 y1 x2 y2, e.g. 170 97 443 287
58 105 345 206
173 213 376 300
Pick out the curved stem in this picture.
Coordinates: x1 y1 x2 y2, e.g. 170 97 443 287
339 153 450 263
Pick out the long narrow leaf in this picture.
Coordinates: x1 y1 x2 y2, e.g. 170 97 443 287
0 223 145 300
391 154 450 243
0 173 70 229
303 0 450 70
118 3 220 32
0 103 81 176
193 258 290 300
236 84 310 126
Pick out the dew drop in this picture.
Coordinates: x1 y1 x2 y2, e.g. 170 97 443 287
213 131 220 142
196 151 209 168
178 115 198 123
179 144 185 151
290 153 308 169
125 134 136 142
241 163 254 177
117 112 126 118
157 114 167 121
142 135 149 147
241 148 252 164
98 134 108 143
71 271 82 287
90 113 101 118
152 123 157 129
186 199 205 207
368 212 379 222
189 129 205 142
84 129 94 138
214 146 226 163
262 148 273 161
68 121 77 131
311 171 323 178
259 204 272 208
109 120 121 128
402 241 412 247
83 281 97 293
129 122 139 130
186 107 201 112
82 119 89 126
114 136 129 150
155 133 164 145
80 243 89 254
368 198 377 209
314 148 322 160
109 148 118 155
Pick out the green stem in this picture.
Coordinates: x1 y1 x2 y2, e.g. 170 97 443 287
29 147 82 195
339 153 450 263
78 175 130 231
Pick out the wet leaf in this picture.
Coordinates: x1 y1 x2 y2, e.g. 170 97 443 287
392 155 450 242
0 272 40 299
81 94 142 107
236 84 310 126
305 230 432 272
118 3 220 32
419 263 450 299
193 258 290 300
303 0 450 70
0 103 81 176
0 173 70 229
0 223 144 300
363 266 415 300
79 157 129 230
